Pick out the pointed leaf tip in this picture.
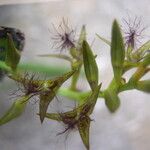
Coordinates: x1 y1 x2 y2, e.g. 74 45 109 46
78 116 90 150
82 40 99 90
0 96 29 126
5 33 21 70
111 19 125 85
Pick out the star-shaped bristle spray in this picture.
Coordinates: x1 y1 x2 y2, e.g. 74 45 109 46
9 69 75 123
45 84 101 150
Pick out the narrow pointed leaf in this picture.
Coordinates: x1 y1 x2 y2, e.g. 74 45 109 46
5 34 21 70
137 40 150 55
79 84 101 115
45 108 77 122
51 70 75 86
45 113 62 121
78 116 91 150
70 25 86 59
39 70 75 123
129 53 150 83
78 25 86 48
39 91 56 123
82 40 99 90
104 90 120 112
96 33 111 46
111 20 125 85
0 96 29 126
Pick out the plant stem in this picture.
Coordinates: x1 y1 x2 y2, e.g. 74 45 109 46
18 62 69 76
58 87 104 102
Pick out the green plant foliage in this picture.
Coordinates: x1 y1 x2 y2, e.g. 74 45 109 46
78 116 91 150
5 34 21 70
45 84 100 150
0 96 30 126
111 20 125 85
0 18 150 150
82 40 99 90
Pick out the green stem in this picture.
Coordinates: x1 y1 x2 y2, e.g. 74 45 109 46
18 62 69 76
123 60 140 73
118 82 135 92
129 66 147 83
58 87 104 102
58 88 90 102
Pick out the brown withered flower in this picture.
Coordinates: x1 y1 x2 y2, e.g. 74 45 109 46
9 70 75 123
9 72 44 96
45 84 101 150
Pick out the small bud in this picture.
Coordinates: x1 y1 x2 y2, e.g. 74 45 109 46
82 40 99 90
77 25 86 49
111 20 125 85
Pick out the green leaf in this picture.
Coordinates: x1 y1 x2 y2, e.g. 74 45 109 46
82 40 99 90
70 25 86 60
111 20 125 85
77 25 86 49
45 113 62 121
0 96 30 126
96 33 111 46
5 34 21 70
78 116 91 150
136 80 150 93
104 89 120 112
45 108 77 121
39 70 75 123
39 90 56 123
79 84 101 115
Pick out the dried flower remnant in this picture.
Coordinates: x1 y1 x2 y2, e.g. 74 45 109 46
122 16 146 49
50 18 76 51
46 107 91 150
57 110 78 135
46 84 101 150
10 73 43 96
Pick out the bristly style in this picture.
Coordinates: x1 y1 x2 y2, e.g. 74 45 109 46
49 18 76 51
122 16 146 49
10 72 43 98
